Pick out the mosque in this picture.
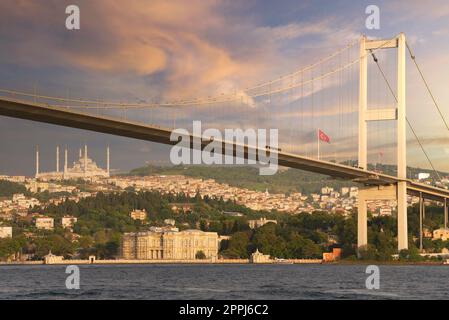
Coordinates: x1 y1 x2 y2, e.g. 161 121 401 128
35 145 110 180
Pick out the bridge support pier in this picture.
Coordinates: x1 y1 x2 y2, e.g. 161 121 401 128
357 33 409 255
357 188 368 250
358 184 407 254
445 198 448 229
419 193 424 251
397 181 408 251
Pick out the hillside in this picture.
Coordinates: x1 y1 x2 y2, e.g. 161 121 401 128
128 163 448 195
128 165 354 194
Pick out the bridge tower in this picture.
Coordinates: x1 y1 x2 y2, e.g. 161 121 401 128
358 33 408 252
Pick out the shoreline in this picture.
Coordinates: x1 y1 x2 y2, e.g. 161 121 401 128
0 259 322 267
335 260 445 266
0 259 446 266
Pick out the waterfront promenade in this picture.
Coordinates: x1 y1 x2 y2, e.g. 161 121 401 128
0 258 323 266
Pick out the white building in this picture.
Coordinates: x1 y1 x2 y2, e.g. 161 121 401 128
0 226 12 239
433 228 449 241
43 251 64 264
248 218 277 229
250 249 271 263
35 216 54 230
62 216 77 229
12 194 26 202
164 219 176 226
321 187 334 195
379 206 392 217
130 209 147 221
418 173 431 181
121 229 218 260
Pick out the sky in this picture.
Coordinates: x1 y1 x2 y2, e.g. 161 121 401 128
1 0 449 176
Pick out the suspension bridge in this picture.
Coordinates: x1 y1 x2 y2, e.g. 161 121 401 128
0 33 448 253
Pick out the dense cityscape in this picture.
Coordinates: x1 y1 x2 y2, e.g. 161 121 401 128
0 149 448 264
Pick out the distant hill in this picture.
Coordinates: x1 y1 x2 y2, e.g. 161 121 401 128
129 165 353 194
128 163 448 195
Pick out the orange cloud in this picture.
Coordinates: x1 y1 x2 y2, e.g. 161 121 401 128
1 0 350 102
64 43 168 75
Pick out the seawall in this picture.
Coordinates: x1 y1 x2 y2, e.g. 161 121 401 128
0 258 324 266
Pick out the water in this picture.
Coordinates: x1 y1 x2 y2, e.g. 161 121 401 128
0 264 448 300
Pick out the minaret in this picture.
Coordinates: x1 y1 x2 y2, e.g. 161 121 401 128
35 146 40 178
106 146 110 177
84 144 88 177
56 146 60 173
64 146 68 177
79 148 82 159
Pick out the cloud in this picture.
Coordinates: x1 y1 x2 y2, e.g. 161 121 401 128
256 21 335 41
4 0 449 174
0 0 361 103
387 0 449 20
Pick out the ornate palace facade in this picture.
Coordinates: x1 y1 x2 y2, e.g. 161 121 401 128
120 229 218 260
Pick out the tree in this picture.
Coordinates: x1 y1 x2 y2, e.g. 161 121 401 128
335 215 357 257
0 238 24 260
0 180 29 197
286 232 321 259
222 231 251 258
399 246 423 262
33 235 75 259
357 244 378 261
195 250 206 259
373 232 396 261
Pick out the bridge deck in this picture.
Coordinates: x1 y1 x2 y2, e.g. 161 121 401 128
1 97 448 202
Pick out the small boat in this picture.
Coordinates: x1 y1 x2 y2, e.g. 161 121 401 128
274 258 294 264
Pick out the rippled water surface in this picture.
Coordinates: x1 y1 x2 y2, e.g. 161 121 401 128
0 264 448 299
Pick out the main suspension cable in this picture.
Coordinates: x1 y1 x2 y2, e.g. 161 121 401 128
406 42 449 133
0 39 394 110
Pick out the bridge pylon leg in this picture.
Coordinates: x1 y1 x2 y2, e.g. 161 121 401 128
397 182 408 251
444 198 448 229
357 190 368 253
357 185 398 256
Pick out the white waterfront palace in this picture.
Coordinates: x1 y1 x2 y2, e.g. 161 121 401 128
35 145 110 180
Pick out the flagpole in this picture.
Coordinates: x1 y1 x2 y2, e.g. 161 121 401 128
317 129 320 160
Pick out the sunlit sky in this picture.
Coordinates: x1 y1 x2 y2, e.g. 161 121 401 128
1 0 449 176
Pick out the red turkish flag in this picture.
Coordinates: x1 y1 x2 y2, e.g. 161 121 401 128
318 129 330 143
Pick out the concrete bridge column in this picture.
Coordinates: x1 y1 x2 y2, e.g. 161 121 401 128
419 193 424 251
445 198 448 229
397 182 408 251
357 190 368 250
358 185 398 254
396 33 408 252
